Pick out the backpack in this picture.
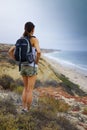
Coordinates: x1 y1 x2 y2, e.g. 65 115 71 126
14 36 35 71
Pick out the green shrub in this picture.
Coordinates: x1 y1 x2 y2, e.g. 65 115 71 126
0 96 78 130
0 74 25 92
44 80 58 87
0 99 17 115
56 116 79 130
10 82 17 91
83 107 87 115
0 113 17 130
0 74 16 90
17 114 37 130
35 79 43 87
14 86 23 95
15 78 23 87
39 96 70 114
35 80 58 88
7 59 16 65
59 74 87 96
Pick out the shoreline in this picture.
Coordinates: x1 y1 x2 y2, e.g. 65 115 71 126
43 52 87 76
42 54 87 92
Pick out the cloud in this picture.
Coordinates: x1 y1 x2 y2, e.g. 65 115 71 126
0 0 87 50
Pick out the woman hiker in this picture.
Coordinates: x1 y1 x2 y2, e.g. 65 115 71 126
8 22 41 112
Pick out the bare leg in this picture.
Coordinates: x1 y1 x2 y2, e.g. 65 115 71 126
26 75 37 110
22 76 28 109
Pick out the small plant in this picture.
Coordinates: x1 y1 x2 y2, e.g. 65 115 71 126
0 113 17 130
35 79 43 87
39 96 70 115
0 74 16 90
0 96 78 130
10 82 16 91
0 99 17 115
15 78 23 87
17 114 37 130
82 107 87 115
58 74 87 96
44 80 58 87
7 59 16 65
59 74 79 88
14 86 23 95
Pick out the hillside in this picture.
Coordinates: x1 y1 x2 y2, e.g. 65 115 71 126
0 43 61 82
0 43 87 130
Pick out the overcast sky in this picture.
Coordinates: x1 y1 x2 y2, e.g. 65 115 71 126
0 0 87 50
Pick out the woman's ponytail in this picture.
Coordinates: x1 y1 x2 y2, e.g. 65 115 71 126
23 22 35 37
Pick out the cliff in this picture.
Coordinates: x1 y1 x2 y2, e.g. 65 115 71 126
0 43 87 130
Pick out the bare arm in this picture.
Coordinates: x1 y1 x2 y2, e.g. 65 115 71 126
32 38 41 64
8 46 16 60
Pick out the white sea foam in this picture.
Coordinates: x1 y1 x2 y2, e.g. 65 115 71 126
43 53 87 76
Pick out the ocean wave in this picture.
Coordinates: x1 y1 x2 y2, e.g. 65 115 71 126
43 53 87 74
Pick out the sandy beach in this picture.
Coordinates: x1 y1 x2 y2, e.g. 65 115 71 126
42 55 87 92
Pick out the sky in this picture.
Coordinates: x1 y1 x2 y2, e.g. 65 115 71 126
0 0 87 50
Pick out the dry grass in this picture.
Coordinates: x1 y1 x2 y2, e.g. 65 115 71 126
0 63 21 80
38 57 61 82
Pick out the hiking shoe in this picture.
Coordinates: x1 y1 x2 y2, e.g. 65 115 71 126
21 109 28 114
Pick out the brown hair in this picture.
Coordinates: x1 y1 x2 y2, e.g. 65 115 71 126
23 22 35 37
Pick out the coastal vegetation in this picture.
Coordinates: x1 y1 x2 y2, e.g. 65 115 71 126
0 95 78 130
0 44 87 130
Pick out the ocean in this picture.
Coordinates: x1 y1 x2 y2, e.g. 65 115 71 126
44 50 87 75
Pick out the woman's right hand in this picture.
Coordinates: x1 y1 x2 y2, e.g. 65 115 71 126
8 46 16 60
